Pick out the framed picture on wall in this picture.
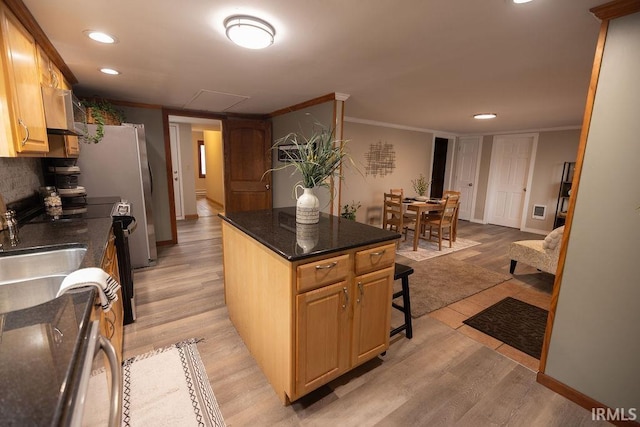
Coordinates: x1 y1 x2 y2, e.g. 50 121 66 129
277 144 302 162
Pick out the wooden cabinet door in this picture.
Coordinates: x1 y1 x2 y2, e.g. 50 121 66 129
295 280 350 397
0 5 48 154
351 266 393 366
101 231 124 364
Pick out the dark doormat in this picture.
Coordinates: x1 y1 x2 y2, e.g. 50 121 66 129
463 297 548 359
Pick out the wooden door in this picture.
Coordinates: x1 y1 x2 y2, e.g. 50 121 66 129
488 134 534 228
351 267 393 366
453 136 480 221
223 119 272 212
296 281 350 397
0 5 48 153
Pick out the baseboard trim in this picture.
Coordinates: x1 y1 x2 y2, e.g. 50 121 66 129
537 372 639 426
521 226 549 235
185 214 199 220
156 239 173 247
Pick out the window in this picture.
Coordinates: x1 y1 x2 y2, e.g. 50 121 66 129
198 140 206 178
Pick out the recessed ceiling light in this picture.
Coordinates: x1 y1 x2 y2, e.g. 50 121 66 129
100 68 120 75
84 30 117 44
224 15 275 49
473 113 497 120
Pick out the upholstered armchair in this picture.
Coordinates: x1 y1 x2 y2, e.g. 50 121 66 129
508 226 565 275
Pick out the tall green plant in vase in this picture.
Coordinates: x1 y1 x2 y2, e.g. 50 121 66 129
264 123 355 224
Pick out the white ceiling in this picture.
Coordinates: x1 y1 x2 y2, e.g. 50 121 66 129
23 0 604 135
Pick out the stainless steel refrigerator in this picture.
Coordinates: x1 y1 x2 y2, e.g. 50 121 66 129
77 123 157 268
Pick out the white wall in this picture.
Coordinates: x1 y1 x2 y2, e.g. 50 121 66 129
342 121 433 224
545 12 640 412
523 129 580 232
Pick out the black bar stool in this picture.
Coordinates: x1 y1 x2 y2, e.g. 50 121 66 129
390 262 413 339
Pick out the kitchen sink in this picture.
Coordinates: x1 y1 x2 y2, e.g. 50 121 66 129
0 245 87 313
0 275 68 313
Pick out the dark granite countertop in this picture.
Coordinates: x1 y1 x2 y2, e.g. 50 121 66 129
219 207 401 261
0 204 115 426
0 288 96 426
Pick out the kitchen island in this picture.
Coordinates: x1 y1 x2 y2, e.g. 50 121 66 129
220 207 401 404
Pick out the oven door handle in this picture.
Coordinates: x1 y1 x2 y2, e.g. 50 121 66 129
70 320 122 427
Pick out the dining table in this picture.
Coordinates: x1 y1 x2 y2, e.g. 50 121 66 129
403 199 458 251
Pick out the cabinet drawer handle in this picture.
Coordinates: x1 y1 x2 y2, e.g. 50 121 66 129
18 119 29 146
357 282 363 303
315 261 337 270
369 249 386 257
342 287 349 309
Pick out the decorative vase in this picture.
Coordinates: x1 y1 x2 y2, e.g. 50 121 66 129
295 185 320 224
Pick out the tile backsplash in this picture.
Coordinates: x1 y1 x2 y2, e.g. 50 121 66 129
0 158 44 203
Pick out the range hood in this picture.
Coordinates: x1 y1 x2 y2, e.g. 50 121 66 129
41 86 86 136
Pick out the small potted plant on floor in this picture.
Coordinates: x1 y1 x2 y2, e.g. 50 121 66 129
340 201 361 221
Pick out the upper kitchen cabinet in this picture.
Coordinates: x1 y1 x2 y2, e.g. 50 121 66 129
0 3 48 156
37 45 65 89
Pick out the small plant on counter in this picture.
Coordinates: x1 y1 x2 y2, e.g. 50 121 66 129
341 201 361 221
80 98 126 144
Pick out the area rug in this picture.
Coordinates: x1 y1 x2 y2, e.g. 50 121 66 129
463 297 548 359
405 257 512 317
86 339 226 427
396 236 481 262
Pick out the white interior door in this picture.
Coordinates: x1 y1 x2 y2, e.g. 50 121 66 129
453 136 481 221
487 134 536 228
169 124 184 220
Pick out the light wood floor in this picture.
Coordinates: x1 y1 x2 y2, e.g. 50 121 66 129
123 198 606 426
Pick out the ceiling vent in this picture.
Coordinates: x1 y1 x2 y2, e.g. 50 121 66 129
183 89 250 112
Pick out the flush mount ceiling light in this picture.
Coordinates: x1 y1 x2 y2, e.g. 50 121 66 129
100 68 120 75
224 15 275 49
473 113 497 120
83 30 118 44
513 0 533 3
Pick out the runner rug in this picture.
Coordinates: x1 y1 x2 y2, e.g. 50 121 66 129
463 297 548 359
86 339 226 426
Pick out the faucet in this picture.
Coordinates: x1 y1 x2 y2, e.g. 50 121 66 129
4 210 19 246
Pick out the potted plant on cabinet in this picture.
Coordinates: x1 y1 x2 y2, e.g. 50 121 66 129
79 98 126 144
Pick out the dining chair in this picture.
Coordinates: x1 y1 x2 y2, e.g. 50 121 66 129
422 194 460 250
390 188 417 223
420 190 461 235
382 192 415 241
